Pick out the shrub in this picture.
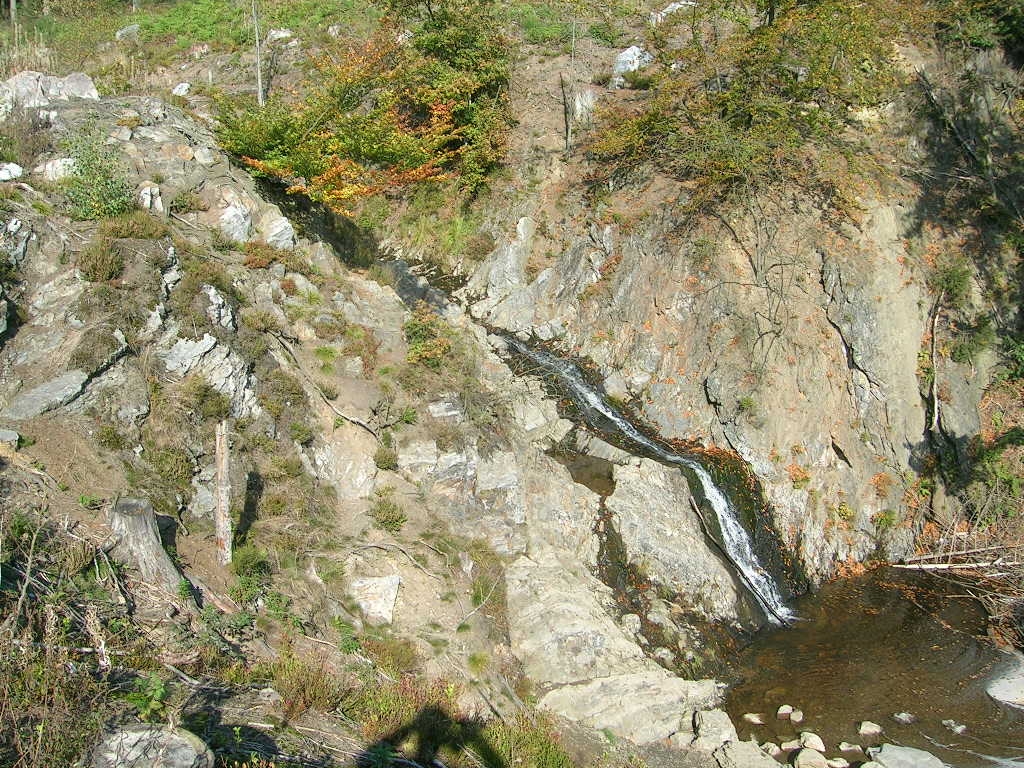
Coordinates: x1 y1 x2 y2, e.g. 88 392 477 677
787 462 811 489
97 210 169 239
288 421 315 445
263 653 354 719
77 238 124 282
168 190 208 214
370 486 407 533
63 131 134 220
374 444 399 471
403 302 452 369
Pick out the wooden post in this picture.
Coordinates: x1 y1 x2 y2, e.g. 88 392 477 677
215 420 232 566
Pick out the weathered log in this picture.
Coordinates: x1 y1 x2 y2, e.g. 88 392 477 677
108 498 186 598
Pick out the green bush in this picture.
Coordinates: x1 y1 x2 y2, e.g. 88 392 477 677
370 486 407 533
63 131 133 221
77 238 124 282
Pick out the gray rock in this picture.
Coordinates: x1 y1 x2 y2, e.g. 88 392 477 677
893 712 916 724
171 82 191 97
790 708 805 724
611 45 653 87
0 428 19 450
827 759 851 768
620 613 641 636
256 208 295 250
34 157 76 181
347 575 400 626
160 334 260 418
2 370 89 420
777 704 794 718
539 672 717 745
838 742 862 753
114 24 141 42
690 708 738 751
987 653 1024 707
761 742 781 757
650 1 695 24
138 182 163 213
427 395 464 422
859 721 883 738
867 744 945 768
91 724 213 767
941 719 966 735
0 71 99 119
266 28 293 43
219 202 251 243
793 748 829 768
0 162 23 180
712 739 780 768
608 459 739 620
193 146 216 166
202 285 235 330
743 713 765 725
800 732 826 752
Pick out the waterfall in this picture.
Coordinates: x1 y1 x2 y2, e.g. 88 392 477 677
506 337 796 625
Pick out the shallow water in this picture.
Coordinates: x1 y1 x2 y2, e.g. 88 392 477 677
723 568 1024 767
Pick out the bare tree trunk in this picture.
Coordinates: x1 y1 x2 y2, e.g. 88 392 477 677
215 420 232 566
9 0 16 29
252 0 265 107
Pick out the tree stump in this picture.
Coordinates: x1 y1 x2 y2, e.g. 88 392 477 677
108 498 186 598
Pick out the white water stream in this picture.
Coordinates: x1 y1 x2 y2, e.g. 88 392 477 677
507 337 796 625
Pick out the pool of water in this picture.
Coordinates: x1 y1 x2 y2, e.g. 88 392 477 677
723 568 1024 767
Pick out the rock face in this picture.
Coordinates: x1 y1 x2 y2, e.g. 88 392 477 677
1 370 89 420
91 724 214 768
0 70 98 119
607 459 740 620
348 575 401 626
159 333 260 418
867 744 945 768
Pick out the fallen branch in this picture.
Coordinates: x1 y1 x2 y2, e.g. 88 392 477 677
894 560 1024 571
350 542 443 582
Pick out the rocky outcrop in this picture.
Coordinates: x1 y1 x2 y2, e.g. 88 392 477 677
608 459 741 620
0 70 99 119
90 724 213 768
1 370 89 420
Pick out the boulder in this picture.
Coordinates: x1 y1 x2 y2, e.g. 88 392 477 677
256 208 295 250
712 739 780 768
91 724 213 767
1 370 89 420
171 83 191 97
859 721 883 738
0 162 23 180
0 71 98 119
611 46 653 87
793 748 829 768
689 708 738 751
800 732 826 752
114 24 141 42
0 428 19 450
867 744 945 768
35 157 76 181
347 575 401 626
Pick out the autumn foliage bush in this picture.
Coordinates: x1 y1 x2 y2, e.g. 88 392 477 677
216 0 511 212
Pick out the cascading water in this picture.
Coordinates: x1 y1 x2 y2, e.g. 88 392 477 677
505 337 796 625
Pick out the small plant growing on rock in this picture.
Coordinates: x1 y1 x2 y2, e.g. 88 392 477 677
77 238 124 282
169 190 208 214
370 486 406 533
63 131 133 221
786 463 811 489
98 210 168 239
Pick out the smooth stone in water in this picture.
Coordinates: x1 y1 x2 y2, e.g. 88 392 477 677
777 704 794 719
743 713 765 725
781 739 801 751
858 721 883 738
893 712 915 724
827 760 850 768
839 742 862 753
800 732 826 752
790 709 805 724
793 748 828 768
941 718 966 734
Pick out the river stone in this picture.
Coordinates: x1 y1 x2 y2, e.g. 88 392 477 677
987 655 1024 707
790 708 805 723
859 721 883 738
781 739 801 751
347 575 400 626
941 718 966 734
743 712 764 725
793 748 829 768
867 744 945 768
827 760 850 768
761 742 781 757
91 723 213 767
777 704 794 718
538 672 718 745
839 741 862 752
800 732 826 752
2 370 89 420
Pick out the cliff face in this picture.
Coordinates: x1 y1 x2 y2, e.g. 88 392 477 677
459 44 1006 585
